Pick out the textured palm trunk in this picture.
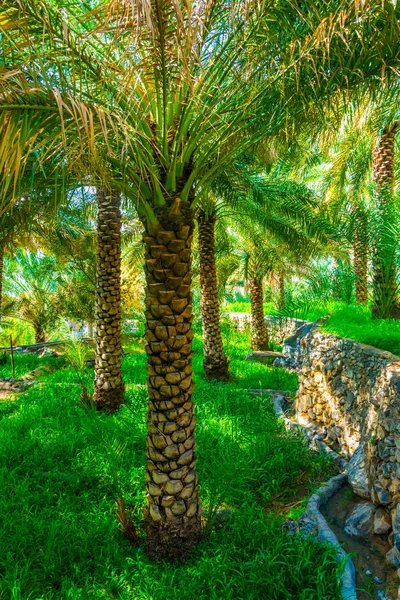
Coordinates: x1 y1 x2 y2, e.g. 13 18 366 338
371 123 399 319
143 203 201 558
197 210 229 381
353 205 369 305
278 273 286 310
249 277 269 351
34 323 46 344
93 188 125 412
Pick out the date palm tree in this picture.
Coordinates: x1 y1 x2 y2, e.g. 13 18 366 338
93 188 125 411
4 251 61 342
197 205 230 380
314 99 400 314
226 178 332 350
371 121 400 318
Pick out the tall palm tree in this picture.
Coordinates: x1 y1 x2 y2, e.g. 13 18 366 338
313 100 400 313
352 204 369 305
371 122 399 318
93 188 125 411
197 206 229 380
226 177 332 350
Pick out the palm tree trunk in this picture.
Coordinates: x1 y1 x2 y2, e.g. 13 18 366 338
93 188 125 412
371 123 399 319
353 205 369 305
278 273 286 310
34 323 46 344
142 203 201 559
197 210 229 381
249 277 269 350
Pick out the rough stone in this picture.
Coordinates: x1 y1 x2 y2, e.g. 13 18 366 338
374 508 392 535
344 502 376 537
244 351 284 362
348 446 370 500
386 546 400 567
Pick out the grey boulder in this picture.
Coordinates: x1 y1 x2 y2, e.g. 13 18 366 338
347 446 370 499
344 502 376 537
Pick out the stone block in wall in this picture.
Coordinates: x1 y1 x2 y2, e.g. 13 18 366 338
347 446 370 499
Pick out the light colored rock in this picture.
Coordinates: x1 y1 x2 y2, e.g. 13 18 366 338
374 508 392 535
344 503 376 537
386 546 400 567
348 446 370 499
245 351 284 362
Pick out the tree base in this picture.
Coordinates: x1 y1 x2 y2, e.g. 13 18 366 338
203 356 230 381
93 383 125 413
144 513 202 562
252 341 271 352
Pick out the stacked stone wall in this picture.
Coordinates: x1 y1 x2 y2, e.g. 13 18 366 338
295 329 400 561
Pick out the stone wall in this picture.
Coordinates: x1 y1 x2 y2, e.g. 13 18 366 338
294 328 400 561
226 312 309 345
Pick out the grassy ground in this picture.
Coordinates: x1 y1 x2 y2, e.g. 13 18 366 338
223 300 346 323
322 305 400 356
0 352 61 379
0 326 341 600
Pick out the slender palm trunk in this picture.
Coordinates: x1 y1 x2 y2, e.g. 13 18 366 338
0 243 4 315
353 205 369 305
372 123 400 319
93 188 125 412
142 202 201 558
249 277 269 350
197 210 229 381
278 273 286 310
33 323 46 344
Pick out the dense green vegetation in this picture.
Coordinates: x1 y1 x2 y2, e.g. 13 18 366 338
0 329 339 600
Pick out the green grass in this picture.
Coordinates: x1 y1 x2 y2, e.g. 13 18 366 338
0 352 61 379
0 329 341 600
322 305 400 356
223 300 347 323
223 300 277 315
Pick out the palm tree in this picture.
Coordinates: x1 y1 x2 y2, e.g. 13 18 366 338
313 100 400 313
4 251 61 342
93 188 125 411
225 177 331 350
371 122 399 318
197 206 229 380
352 204 369 305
